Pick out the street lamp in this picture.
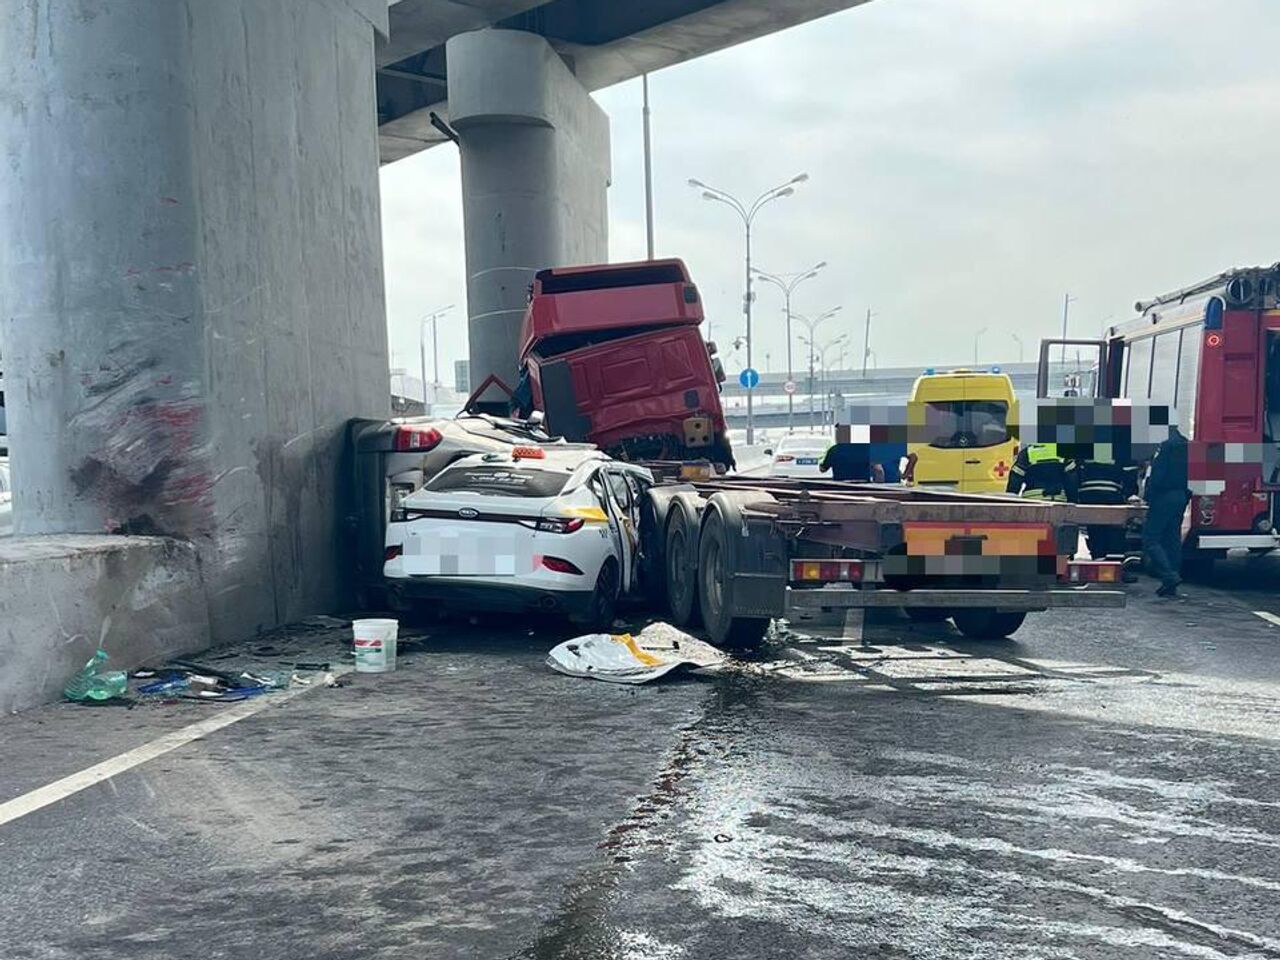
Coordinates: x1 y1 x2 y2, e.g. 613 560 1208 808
1011 332 1024 363
419 304 454 412
688 173 809 445
973 326 988 366
1060 293 1077 363
793 306 842 431
799 330 847 432
752 261 826 433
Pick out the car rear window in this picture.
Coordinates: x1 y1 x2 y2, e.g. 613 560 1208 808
425 465 571 498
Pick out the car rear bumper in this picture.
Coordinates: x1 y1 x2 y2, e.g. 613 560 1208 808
385 576 597 622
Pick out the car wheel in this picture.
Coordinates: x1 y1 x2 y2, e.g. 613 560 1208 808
951 608 1026 640
585 559 620 632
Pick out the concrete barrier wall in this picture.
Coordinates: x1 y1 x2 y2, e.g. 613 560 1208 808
0 536 211 714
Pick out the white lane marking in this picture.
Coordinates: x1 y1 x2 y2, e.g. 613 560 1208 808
0 674 344 829
1252 610 1280 628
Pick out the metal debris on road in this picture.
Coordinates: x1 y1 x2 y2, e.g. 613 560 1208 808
546 622 728 684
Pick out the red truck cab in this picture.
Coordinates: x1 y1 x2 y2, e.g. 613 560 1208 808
517 258 733 467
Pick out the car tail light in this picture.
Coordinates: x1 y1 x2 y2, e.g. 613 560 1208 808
539 556 584 575
529 517 586 534
776 455 795 463
1064 561 1121 583
384 544 403 562
790 559 865 583
512 446 545 460
394 426 442 452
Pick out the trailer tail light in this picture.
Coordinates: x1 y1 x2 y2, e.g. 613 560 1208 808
1064 560 1121 583
384 544 403 562
791 559 865 583
512 446 545 460
539 556 584 575
394 426 443 452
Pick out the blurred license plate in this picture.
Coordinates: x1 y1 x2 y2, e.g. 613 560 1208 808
797 457 819 465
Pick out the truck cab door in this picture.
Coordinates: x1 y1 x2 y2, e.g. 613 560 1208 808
1036 339 1109 398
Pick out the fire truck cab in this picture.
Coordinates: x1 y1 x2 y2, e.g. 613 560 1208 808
1038 263 1280 566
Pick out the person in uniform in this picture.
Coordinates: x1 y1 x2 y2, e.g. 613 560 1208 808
1005 442 1067 500
1142 425 1190 597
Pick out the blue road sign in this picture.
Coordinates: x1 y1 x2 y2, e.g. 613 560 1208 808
739 367 760 390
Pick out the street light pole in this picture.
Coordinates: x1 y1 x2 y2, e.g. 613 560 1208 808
793 306 842 432
419 304 454 412
753 261 826 434
642 74 655 260
974 326 988 366
688 174 809 445
862 307 873 378
1060 293 1077 364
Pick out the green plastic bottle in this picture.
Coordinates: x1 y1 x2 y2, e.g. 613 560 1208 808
64 649 129 702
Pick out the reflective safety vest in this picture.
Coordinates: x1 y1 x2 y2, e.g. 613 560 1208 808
1008 444 1066 500
1067 458 1140 503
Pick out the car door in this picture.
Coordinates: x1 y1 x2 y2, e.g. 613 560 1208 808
598 466 641 594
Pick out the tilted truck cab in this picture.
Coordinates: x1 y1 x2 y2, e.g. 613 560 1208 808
518 258 733 468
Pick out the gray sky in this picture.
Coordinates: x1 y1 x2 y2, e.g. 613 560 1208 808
380 0 1280 387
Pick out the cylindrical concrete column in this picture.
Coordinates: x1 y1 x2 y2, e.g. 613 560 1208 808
0 1 204 537
447 29 611 394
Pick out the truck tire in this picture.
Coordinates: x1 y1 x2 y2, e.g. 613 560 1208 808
639 485 696 609
665 503 702 627
952 608 1026 640
698 509 769 649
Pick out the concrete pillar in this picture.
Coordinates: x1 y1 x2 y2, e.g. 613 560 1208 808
0 0 391 640
446 29 611 394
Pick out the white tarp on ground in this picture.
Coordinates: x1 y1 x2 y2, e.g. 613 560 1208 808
546 622 728 684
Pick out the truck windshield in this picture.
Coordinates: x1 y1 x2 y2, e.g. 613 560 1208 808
925 400 1009 449
425 466 571 498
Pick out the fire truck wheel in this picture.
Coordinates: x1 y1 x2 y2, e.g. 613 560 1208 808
952 608 1026 640
698 509 769 649
665 506 702 627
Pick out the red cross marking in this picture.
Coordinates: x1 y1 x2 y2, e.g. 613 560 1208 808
992 460 1010 479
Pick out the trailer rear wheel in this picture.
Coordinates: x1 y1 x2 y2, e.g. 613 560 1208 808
664 508 701 627
952 608 1026 640
698 510 769 649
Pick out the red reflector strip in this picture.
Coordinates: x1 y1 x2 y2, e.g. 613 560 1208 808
790 559 864 583
539 556 583 575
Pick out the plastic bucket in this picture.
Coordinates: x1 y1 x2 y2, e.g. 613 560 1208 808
352 618 399 673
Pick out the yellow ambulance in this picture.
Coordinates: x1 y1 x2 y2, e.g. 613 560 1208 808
906 368 1019 493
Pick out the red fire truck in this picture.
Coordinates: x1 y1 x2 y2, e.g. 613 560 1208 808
517 258 733 467
1039 263 1280 570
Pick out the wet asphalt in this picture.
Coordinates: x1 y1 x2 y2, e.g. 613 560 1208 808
2 559 1280 960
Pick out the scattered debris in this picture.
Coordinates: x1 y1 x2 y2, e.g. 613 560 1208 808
64 650 128 702
546 622 727 684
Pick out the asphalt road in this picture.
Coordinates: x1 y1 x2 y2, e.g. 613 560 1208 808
2 562 1279 960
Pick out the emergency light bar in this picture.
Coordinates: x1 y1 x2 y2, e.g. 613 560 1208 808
512 446 546 460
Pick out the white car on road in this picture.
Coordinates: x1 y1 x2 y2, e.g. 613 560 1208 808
765 435 830 478
383 447 652 627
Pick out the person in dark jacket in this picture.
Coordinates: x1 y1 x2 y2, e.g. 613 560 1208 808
820 425 884 482
1067 450 1140 559
1142 426 1190 597
1005 443 1067 500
